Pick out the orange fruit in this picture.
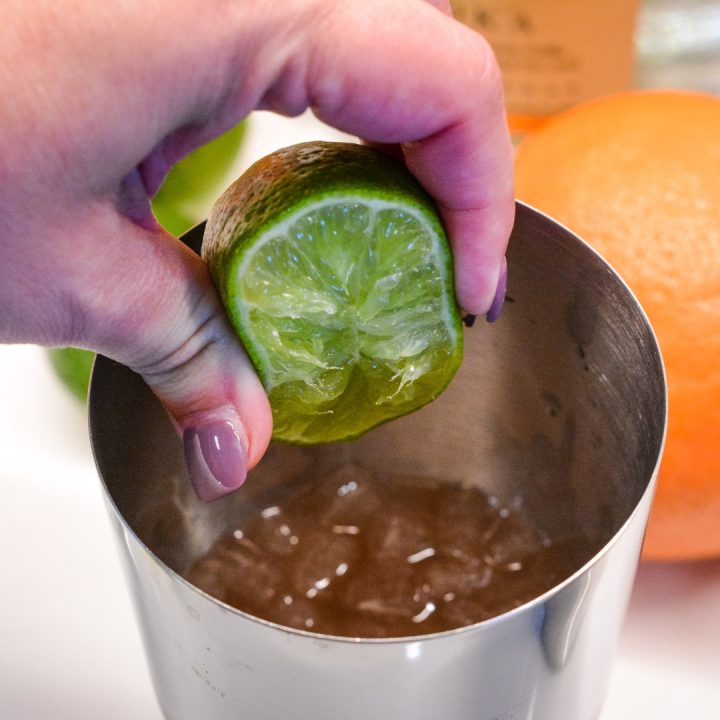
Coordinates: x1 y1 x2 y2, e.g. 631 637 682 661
514 90 720 561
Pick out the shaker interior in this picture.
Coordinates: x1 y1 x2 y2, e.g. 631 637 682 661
90 203 666 592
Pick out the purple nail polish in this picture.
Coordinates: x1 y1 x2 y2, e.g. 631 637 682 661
486 261 508 324
183 420 247 502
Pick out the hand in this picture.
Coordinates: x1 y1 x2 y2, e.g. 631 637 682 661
0 0 514 500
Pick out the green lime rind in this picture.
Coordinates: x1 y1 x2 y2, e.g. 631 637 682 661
203 142 436 280
202 142 463 445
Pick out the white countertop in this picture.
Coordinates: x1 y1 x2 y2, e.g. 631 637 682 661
1 112 719 719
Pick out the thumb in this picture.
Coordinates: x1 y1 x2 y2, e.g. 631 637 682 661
79 208 273 502
0 158 272 503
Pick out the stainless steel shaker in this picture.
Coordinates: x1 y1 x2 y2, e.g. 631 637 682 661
90 202 666 720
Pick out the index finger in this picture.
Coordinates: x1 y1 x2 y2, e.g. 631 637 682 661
304 0 515 314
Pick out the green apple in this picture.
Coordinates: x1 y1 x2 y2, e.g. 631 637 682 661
47 346 95 402
151 121 246 236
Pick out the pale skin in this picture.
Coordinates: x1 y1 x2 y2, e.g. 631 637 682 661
0 0 514 499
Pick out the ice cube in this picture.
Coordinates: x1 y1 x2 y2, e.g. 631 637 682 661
368 508 434 562
186 533 282 610
341 562 425 623
437 594 497 628
290 528 358 598
485 508 549 567
422 554 493 598
263 594 320 633
435 484 500 559
314 463 383 529
246 510 301 558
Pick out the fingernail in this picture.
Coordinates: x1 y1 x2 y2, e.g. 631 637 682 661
183 420 247 502
485 259 508 324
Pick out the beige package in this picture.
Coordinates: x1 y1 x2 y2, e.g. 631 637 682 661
451 0 640 134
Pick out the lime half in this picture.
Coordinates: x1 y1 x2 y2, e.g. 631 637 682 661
203 142 463 444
